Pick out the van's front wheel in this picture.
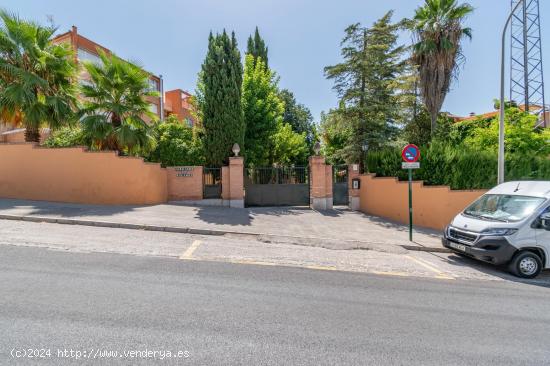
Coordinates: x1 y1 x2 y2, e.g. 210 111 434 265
508 251 542 279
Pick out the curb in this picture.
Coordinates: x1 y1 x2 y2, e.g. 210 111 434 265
0 214 450 254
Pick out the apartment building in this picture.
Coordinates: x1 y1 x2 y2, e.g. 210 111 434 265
52 26 163 122
164 89 196 127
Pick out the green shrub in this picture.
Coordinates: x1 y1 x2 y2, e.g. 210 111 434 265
146 122 205 167
366 144 550 190
43 127 84 148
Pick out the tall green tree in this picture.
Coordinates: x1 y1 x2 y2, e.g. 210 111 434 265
0 10 78 142
198 31 244 166
319 109 352 164
272 122 308 165
80 50 157 154
410 0 473 134
246 27 268 68
278 89 316 147
324 11 406 166
242 54 283 166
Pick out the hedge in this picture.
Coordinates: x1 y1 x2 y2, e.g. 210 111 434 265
366 144 550 190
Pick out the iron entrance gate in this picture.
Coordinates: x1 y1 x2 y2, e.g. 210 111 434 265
203 167 222 199
244 166 309 207
333 165 349 206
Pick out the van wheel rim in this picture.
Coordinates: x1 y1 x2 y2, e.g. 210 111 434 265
519 257 538 275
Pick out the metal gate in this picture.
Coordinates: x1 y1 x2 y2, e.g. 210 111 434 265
203 167 222 199
333 165 348 206
244 166 309 207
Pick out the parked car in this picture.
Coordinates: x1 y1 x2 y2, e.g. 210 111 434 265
442 181 550 278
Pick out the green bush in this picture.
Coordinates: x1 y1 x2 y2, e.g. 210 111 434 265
366 143 550 190
43 127 84 148
146 121 205 167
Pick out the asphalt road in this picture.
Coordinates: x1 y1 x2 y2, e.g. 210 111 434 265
1 245 549 365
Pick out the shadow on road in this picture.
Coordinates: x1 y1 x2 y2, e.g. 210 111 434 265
429 251 550 289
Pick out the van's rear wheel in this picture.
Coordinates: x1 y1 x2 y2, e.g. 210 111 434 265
508 251 542 279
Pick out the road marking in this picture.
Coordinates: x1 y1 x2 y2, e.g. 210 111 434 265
179 240 202 260
372 271 412 277
179 255 455 281
406 255 455 280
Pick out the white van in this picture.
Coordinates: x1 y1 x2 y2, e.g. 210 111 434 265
442 181 550 278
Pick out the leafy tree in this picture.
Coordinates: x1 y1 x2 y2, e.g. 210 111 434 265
463 108 550 155
246 27 268 68
272 123 308 166
146 116 205 167
198 31 244 166
278 89 316 147
242 54 283 166
324 11 406 167
319 109 352 164
0 10 78 142
410 0 473 135
79 50 157 155
403 109 454 146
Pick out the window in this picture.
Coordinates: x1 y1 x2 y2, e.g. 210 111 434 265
77 47 101 65
148 79 159 92
149 103 159 115
185 117 193 127
464 194 545 223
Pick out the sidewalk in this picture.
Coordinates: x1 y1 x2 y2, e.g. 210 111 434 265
0 199 446 253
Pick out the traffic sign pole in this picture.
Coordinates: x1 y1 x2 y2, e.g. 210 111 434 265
401 144 419 242
408 168 413 242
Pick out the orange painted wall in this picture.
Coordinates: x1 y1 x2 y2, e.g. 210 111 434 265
0 144 167 205
0 129 51 144
166 166 203 201
359 174 487 231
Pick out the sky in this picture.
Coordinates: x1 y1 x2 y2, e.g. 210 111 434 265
4 0 549 122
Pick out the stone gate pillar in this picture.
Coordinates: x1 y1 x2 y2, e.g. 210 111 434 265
309 155 333 210
227 156 244 208
348 164 361 211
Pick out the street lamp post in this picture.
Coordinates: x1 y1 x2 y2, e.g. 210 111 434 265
499 0 524 184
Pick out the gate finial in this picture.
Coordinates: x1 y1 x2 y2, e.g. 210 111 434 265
232 143 241 157
313 142 321 156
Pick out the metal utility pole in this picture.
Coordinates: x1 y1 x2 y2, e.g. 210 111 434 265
500 0 525 184
510 0 546 127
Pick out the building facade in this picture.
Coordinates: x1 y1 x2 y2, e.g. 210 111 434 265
164 89 196 127
52 26 162 122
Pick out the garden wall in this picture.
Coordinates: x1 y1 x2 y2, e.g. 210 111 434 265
359 174 487 231
0 143 167 205
166 166 203 201
0 128 50 144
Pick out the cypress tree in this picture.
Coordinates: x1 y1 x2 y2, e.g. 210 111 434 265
246 27 268 68
199 30 244 166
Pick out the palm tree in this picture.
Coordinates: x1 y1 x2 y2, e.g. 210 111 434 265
0 10 78 142
80 51 158 154
410 0 473 135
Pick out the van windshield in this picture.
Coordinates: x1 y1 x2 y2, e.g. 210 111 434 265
464 194 545 223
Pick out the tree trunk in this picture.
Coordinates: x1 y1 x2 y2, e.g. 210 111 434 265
24 126 40 143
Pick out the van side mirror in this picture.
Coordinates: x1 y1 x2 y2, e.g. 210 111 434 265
540 212 550 230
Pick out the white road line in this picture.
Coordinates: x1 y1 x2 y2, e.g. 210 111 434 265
406 255 455 280
179 240 202 260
